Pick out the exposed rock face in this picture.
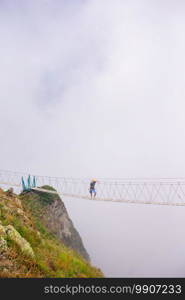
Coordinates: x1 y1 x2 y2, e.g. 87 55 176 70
26 188 90 261
0 237 8 253
0 188 102 278
43 196 89 261
5 225 35 258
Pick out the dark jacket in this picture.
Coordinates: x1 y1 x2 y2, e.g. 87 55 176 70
90 181 96 190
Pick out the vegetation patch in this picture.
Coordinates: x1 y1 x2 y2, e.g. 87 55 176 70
0 188 103 278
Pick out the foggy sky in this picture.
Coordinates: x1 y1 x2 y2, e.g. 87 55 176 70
1 0 185 277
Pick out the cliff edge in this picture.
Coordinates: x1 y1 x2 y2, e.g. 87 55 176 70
21 185 89 261
0 187 103 278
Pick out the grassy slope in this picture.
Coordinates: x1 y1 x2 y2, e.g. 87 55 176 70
0 188 103 278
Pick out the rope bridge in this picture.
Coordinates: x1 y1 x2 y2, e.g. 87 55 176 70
1 170 185 206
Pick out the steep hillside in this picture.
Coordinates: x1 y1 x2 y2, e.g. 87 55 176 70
21 186 90 261
0 188 103 278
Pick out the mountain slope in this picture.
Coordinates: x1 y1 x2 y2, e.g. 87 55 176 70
21 186 90 261
0 188 103 278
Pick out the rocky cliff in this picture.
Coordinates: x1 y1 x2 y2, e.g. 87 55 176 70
0 187 103 278
21 186 89 261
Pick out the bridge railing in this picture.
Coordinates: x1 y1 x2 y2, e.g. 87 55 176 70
1 170 185 206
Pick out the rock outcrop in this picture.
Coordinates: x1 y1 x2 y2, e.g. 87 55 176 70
0 187 102 278
22 186 90 261
5 225 35 258
0 237 8 253
42 194 89 261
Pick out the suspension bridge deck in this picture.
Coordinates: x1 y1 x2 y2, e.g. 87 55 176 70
1 170 185 206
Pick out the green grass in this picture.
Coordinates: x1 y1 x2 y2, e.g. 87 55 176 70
0 188 103 278
33 185 57 205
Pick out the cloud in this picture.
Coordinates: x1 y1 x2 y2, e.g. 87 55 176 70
1 0 185 276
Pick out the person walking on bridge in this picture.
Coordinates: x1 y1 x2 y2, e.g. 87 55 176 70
89 179 97 198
